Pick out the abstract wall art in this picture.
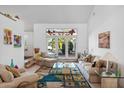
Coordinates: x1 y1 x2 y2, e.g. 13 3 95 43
14 35 21 48
4 28 12 45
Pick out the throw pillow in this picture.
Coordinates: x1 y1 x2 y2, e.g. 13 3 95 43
0 70 14 82
6 66 20 78
11 68 20 78
6 65 12 71
86 55 91 62
14 65 19 69
95 60 103 68
90 56 96 62
99 60 107 67
93 57 99 62
34 53 42 61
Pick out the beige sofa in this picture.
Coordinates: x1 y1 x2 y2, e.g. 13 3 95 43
77 55 118 83
77 61 101 83
0 72 39 88
0 64 41 88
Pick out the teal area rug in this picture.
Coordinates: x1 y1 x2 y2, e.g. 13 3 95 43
38 74 63 82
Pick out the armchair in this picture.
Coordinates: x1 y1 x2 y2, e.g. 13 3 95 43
34 48 57 67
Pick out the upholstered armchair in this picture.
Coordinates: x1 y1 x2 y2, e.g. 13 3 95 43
33 48 57 67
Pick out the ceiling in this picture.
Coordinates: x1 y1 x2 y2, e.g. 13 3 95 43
0 5 94 31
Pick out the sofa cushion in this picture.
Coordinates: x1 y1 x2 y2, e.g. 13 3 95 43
6 65 12 71
95 59 107 68
83 55 96 63
0 70 14 82
86 55 92 62
11 68 21 78
34 53 42 61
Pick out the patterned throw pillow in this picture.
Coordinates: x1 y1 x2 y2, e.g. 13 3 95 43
95 59 107 68
95 60 103 68
6 66 20 78
6 65 11 70
0 70 14 82
11 68 20 77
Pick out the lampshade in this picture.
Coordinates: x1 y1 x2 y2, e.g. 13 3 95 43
101 52 118 62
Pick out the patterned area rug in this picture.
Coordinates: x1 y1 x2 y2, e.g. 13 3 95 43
35 66 51 76
35 66 64 88
37 63 91 88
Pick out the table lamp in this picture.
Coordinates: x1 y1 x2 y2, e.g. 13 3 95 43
101 52 118 75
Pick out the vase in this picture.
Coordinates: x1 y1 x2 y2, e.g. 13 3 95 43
10 59 14 68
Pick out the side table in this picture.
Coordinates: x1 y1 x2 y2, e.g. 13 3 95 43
95 71 124 88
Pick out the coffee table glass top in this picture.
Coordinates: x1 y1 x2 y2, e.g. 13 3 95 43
50 63 79 75
37 62 91 88
52 62 76 68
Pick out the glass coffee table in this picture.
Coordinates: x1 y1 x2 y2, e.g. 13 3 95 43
95 70 124 88
37 62 91 88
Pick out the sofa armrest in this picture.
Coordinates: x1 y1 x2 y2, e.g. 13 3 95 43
89 67 101 83
0 73 40 88
89 67 100 74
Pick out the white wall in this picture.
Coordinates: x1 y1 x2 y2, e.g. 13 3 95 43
24 31 33 57
0 15 24 68
34 24 88 54
88 6 124 87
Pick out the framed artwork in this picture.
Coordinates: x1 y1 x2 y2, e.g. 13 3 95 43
4 28 12 45
98 31 110 48
14 35 21 48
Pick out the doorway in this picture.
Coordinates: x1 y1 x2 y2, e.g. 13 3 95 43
46 28 77 59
